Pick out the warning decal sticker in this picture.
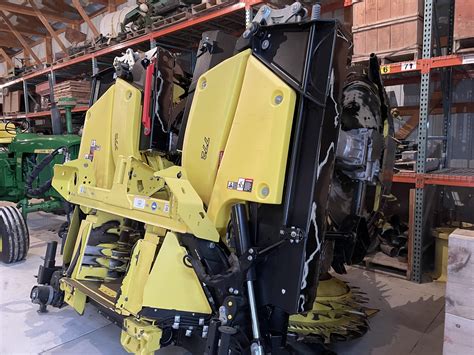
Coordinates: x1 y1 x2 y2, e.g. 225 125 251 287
230 178 253 192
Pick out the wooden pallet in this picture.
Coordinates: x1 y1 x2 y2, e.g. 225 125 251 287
53 80 91 104
454 0 474 54
454 38 474 53
352 47 422 64
363 251 408 277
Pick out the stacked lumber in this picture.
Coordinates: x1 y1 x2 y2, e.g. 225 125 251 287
454 0 474 52
444 229 474 354
352 0 423 63
53 80 91 105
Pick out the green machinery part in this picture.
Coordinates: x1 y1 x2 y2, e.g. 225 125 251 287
288 276 377 343
0 121 80 263
57 97 76 135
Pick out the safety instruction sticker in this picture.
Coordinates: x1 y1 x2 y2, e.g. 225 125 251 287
151 202 158 211
163 202 170 213
228 178 253 192
462 54 474 64
34 149 55 154
86 139 101 161
133 197 146 209
401 61 417 71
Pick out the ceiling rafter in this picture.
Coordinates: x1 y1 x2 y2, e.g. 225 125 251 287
0 0 127 68
0 26 44 37
0 47 14 68
27 0 68 55
0 10 41 65
0 0 81 25
72 0 99 38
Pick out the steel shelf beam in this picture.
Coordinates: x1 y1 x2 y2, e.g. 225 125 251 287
380 53 474 76
393 171 474 188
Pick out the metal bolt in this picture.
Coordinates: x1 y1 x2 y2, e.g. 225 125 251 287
228 301 233 307
227 314 233 320
274 95 283 105
280 230 285 235
290 231 297 237
247 255 253 261
201 80 207 89
249 248 254 254
261 39 270 50
229 287 234 293
281 289 286 294
261 186 269 197
233 289 239 295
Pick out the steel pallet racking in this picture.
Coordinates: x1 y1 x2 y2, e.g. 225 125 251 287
380 0 474 281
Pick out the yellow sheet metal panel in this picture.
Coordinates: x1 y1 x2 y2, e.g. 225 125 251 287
182 50 251 206
121 317 162 354
142 232 211 315
111 79 142 163
155 166 220 242
60 281 86 315
78 79 142 190
78 86 115 189
0 123 14 143
117 236 158 315
208 56 296 231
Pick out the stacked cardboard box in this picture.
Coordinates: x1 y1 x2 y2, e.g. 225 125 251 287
2 90 23 114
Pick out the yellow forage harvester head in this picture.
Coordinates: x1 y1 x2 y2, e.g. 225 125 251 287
288 276 377 343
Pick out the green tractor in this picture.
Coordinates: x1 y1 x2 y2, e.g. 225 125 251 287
0 111 80 264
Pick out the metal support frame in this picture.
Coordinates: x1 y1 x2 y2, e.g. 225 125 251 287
48 71 62 135
412 0 433 283
22 79 29 114
442 0 455 168
91 57 99 76
441 68 453 167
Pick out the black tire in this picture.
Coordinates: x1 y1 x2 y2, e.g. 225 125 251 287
0 206 29 263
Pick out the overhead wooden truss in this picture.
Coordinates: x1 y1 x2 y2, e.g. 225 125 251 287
0 0 126 69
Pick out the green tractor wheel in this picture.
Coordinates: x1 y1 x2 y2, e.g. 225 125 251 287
0 206 29 264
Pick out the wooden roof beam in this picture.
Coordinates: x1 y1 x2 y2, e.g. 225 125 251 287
0 26 44 37
0 11 41 65
108 0 117 12
72 0 99 37
0 1 81 25
27 0 68 55
0 47 14 69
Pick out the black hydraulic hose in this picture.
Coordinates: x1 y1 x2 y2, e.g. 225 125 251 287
25 146 66 197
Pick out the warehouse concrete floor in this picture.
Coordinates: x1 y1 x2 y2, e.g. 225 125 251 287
0 211 446 355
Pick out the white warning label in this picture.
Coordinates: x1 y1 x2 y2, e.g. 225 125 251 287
133 197 146 209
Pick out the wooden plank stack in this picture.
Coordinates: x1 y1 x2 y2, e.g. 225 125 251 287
352 0 424 63
53 80 91 105
444 229 474 354
454 0 474 52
